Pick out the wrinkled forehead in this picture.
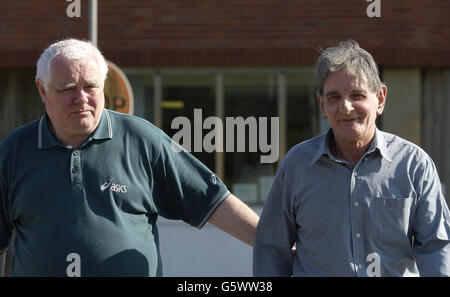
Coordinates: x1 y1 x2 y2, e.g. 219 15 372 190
324 68 370 91
343 65 371 87
49 55 102 83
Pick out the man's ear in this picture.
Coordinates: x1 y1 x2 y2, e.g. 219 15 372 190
317 93 327 119
376 85 387 116
36 79 47 104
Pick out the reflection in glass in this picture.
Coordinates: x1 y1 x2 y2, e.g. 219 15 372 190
224 74 278 204
162 75 216 172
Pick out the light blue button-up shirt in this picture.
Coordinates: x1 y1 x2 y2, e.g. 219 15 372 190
253 128 450 276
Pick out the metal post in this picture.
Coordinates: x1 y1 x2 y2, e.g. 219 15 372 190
153 74 162 128
215 73 225 180
89 0 98 46
277 73 287 163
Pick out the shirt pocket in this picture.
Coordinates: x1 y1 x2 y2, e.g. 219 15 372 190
376 196 413 245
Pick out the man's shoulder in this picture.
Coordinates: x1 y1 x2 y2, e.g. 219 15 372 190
105 110 173 156
380 130 430 158
379 130 434 168
282 133 325 165
106 109 163 136
0 118 41 151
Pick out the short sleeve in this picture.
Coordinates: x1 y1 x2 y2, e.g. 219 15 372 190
152 132 229 228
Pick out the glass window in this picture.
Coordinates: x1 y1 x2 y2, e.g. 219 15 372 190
126 73 154 122
125 70 319 205
162 75 216 172
286 73 317 150
224 74 278 204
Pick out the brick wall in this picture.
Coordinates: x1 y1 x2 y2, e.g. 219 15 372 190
0 0 449 67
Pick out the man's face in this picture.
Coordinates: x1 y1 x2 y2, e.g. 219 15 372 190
317 68 386 145
37 55 105 146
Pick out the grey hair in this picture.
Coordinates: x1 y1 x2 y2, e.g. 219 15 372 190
35 38 109 89
315 40 382 96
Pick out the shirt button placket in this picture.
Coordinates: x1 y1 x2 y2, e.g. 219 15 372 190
350 170 364 276
70 149 82 189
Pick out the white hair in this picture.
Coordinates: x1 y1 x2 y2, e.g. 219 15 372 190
35 38 109 89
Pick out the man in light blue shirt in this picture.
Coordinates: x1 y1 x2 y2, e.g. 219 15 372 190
253 40 450 276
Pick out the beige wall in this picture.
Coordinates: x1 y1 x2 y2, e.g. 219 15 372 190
383 68 450 201
422 70 450 200
382 69 422 146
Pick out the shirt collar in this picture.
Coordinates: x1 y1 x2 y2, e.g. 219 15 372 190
309 127 393 167
90 109 113 141
370 128 393 163
37 109 113 149
309 129 335 167
37 113 58 149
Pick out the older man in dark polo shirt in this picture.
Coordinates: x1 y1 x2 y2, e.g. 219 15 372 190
0 39 259 276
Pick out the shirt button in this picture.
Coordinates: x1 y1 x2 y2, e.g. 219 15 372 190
356 233 361 238
354 202 359 207
72 166 79 173
73 150 80 156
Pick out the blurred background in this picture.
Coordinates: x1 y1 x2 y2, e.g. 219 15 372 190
0 0 449 276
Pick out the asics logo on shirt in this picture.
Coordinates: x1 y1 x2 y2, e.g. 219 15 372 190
100 178 127 193
100 178 113 191
210 174 217 185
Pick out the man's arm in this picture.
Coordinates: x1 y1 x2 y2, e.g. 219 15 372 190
208 194 259 246
252 165 296 277
413 158 450 276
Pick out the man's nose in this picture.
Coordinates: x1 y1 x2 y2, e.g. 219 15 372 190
74 89 89 104
340 97 354 114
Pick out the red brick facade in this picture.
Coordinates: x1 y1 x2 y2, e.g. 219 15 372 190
1 0 449 67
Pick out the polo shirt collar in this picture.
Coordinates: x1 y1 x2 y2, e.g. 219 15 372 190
37 109 113 149
37 113 58 149
91 109 113 141
309 127 393 167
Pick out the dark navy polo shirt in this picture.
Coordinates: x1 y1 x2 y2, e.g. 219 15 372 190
0 109 229 276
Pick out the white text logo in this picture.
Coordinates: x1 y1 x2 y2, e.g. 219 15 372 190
66 0 81 18
171 109 279 163
366 252 381 277
366 0 381 18
111 183 128 193
66 252 81 277
101 178 127 193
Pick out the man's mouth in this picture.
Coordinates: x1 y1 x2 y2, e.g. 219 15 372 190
340 117 359 122
70 110 92 116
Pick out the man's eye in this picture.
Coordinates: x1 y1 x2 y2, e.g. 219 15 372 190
352 94 366 99
59 88 74 93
